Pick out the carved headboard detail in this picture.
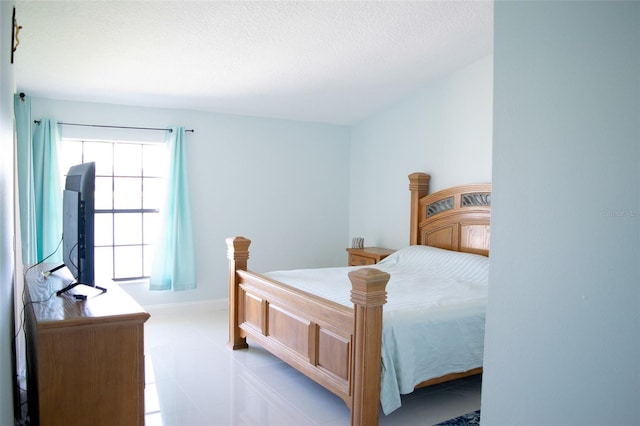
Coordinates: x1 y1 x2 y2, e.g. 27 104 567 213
409 173 491 256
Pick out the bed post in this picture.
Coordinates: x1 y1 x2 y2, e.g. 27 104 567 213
226 236 251 350
408 172 430 245
349 268 390 426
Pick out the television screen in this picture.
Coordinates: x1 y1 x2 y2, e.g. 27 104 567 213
61 162 96 291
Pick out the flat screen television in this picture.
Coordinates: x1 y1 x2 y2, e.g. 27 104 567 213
57 162 105 296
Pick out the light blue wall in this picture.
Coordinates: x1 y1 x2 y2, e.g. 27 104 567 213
349 55 493 250
483 1 640 424
0 2 16 424
31 99 351 305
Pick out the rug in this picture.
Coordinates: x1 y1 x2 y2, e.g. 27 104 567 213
434 410 481 426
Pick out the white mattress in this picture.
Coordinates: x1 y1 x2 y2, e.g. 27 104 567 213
264 245 489 415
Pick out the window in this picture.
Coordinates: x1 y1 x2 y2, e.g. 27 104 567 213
59 139 167 282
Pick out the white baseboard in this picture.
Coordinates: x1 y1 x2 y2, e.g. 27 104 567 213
144 298 228 316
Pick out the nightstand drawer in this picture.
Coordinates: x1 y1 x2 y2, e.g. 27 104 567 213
346 247 395 266
350 254 377 266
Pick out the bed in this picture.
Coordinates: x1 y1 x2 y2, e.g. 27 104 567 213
226 172 491 425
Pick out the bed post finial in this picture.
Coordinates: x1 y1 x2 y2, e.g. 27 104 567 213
349 268 390 426
409 173 430 245
226 236 251 350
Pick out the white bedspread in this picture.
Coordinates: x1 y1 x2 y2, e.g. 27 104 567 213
264 245 489 415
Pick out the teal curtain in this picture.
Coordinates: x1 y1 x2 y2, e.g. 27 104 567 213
14 94 37 263
150 127 197 291
32 119 63 262
14 94 63 264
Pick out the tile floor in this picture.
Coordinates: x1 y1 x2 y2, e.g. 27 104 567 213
143 308 482 426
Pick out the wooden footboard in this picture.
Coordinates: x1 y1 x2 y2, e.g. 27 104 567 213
226 236 389 426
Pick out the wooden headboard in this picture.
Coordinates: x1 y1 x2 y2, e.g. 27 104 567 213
409 172 491 256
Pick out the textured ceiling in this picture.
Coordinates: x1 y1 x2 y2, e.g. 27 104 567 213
14 1 493 125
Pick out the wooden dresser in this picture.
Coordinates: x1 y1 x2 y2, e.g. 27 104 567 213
23 264 150 426
346 247 395 266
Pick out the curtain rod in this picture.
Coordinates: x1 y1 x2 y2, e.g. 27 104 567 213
33 120 194 133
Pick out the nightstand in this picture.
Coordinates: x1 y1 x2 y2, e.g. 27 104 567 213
346 247 395 266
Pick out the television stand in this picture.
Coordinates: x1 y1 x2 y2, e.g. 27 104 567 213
56 281 107 297
24 263 149 426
